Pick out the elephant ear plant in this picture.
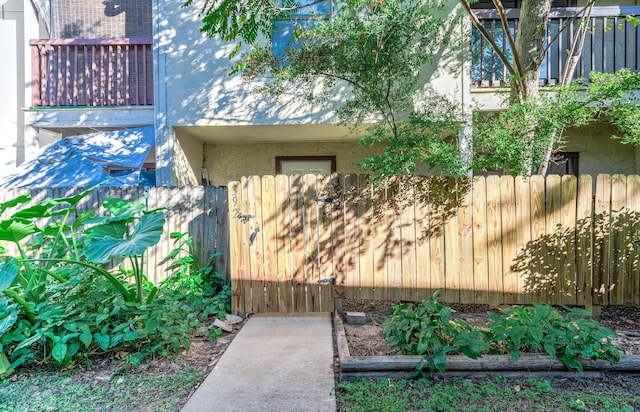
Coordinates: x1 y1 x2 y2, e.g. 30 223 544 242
82 197 166 304
0 190 93 375
0 192 166 376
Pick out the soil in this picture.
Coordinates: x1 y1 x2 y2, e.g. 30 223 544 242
341 299 640 357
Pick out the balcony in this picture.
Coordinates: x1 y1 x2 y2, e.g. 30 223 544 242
30 38 153 107
472 6 640 87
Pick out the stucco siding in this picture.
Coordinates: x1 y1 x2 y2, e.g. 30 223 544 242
563 123 638 176
203 141 383 186
173 128 204 186
156 0 468 129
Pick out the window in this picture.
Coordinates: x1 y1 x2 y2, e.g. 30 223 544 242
547 152 578 176
276 156 336 175
107 164 156 186
272 0 332 60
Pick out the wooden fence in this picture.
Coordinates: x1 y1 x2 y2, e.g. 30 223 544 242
229 174 640 315
0 186 229 284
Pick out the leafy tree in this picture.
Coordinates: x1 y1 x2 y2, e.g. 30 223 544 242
473 69 640 175
235 0 466 179
186 0 640 176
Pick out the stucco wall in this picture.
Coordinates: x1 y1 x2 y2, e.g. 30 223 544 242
173 128 204 186
204 141 383 186
157 0 467 129
563 122 639 176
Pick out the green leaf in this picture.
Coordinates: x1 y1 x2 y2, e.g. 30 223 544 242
103 198 146 217
0 303 17 336
83 212 165 263
0 257 20 293
560 355 583 372
0 350 13 377
84 221 128 240
62 333 80 343
0 195 31 215
0 218 41 243
94 333 110 351
432 351 447 374
72 210 95 229
67 342 81 359
51 342 67 364
544 343 557 358
15 333 42 350
528 326 544 343
145 318 159 334
79 330 93 348
467 338 490 354
96 312 110 325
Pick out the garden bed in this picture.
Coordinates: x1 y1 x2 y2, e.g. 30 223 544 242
0 321 245 411
336 299 640 382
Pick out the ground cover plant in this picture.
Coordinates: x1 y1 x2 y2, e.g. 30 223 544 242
335 375 640 412
0 191 231 378
383 291 621 373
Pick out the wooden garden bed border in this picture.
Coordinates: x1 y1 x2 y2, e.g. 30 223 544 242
334 313 640 381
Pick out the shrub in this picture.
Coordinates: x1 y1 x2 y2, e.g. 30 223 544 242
1 266 200 371
383 291 621 373
383 290 489 373
486 304 621 371
159 232 231 321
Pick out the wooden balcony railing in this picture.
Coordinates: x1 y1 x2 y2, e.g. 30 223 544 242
472 6 640 87
30 38 153 107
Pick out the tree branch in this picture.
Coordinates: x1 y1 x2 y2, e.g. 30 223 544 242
491 0 523 80
459 0 518 80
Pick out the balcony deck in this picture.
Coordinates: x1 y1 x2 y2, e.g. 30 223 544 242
473 6 640 87
30 38 153 107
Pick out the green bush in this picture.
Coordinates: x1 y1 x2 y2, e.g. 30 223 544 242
383 291 621 373
486 304 621 371
159 232 231 321
1 266 200 371
383 290 489 373
0 193 232 376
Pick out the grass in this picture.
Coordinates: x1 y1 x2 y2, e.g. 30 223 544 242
335 376 640 412
0 364 207 412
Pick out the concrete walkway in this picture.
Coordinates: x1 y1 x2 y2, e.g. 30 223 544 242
181 314 336 412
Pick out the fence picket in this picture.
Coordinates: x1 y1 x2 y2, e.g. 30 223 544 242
627 175 640 306
275 175 293 311
414 177 432 301
611 174 627 305
576 175 593 309
229 181 243 314
486 176 503 305
514 176 532 304
472 177 489 303
400 180 417 302
261 175 279 312
500 175 518 303
595 174 612 306
429 179 446 297
290 175 306 311
559 176 578 305
358 175 375 299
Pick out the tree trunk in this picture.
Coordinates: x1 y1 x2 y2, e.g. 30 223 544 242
513 0 552 101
